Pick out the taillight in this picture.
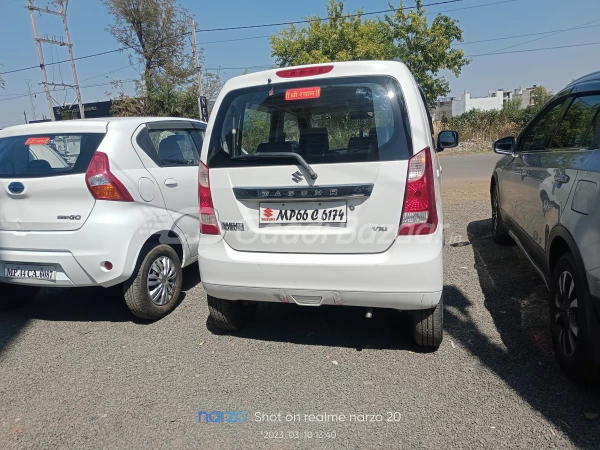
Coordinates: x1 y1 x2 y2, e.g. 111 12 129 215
399 148 438 236
85 152 134 202
276 65 334 78
198 162 220 235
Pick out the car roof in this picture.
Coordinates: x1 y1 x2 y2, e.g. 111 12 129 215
0 117 207 137
564 70 600 91
221 60 413 92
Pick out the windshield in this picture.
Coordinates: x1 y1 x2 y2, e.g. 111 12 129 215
0 133 105 178
207 76 412 168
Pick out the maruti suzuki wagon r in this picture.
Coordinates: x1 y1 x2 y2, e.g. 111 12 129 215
197 61 458 346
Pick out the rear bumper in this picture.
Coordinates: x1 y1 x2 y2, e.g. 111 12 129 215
0 202 172 288
198 234 443 310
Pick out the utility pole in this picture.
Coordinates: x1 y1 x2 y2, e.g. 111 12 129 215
28 0 55 121
23 111 28 124
57 0 84 120
190 17 207 121
26 0 84 121
26 79 39 121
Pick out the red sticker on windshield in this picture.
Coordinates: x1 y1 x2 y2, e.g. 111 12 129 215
25 137 50 145
285 87 321 101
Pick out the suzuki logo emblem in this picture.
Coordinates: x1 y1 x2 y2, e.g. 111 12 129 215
263 208 274 218
292 171 304 183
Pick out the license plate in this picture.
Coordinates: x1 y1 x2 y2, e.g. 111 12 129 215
260 202 347 224
4 264 56 281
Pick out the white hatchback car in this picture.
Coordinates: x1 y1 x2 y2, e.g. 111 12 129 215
0 117 206 319
198 61 459 346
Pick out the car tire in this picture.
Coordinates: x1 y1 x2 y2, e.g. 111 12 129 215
412 296 443 347
123 244 183 320
550 253 600 382
207 295 257 331
0 283 40 312
491 183 512 245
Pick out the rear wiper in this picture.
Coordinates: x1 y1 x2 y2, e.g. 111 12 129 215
230 152 318 180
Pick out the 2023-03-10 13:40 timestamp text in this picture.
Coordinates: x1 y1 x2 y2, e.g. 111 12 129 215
261 431 337 439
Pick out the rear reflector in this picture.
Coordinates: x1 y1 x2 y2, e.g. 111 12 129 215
85 152 134 202
199 162 220 235
399 148 438 236
276 65 333 78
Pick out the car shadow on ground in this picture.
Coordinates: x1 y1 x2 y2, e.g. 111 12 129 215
207 300 433 352
0 265 202 356
444 218 600 448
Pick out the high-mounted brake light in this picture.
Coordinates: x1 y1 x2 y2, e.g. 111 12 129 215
399 148 438 236
198 162 220 235
276 65 334 78
85 152 134 202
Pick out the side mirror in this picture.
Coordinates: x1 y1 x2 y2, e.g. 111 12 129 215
436 130 459 152
493 136 516 155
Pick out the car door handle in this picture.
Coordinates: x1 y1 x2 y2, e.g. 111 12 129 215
554 174 570 184
164 179 178 188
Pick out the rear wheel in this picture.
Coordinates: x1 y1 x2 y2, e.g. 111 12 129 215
0 283 40 311
412 296 443 347
491 183 512 245
550 253 600 381
207 295 257 331
123 244 183 320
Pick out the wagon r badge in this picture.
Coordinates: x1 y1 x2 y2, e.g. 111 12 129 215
292 171 304 183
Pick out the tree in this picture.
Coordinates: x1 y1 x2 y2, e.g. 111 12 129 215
103 0 224 117
532 86 553 108
270 0 468 106
385 0 469 107
270 0 393 66
103 0 194 91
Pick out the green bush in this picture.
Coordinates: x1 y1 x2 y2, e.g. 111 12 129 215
436 94 550 145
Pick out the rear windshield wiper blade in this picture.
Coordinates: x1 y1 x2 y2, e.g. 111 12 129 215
230 152 318 180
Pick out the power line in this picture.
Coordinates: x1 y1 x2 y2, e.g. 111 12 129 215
458 23 600 45
79 64 133 82
196 0 464 32
1 0 524 75
466 41 600 57
0 78 137 103
483 17 600 55
196 0 524 45
0 48 124 75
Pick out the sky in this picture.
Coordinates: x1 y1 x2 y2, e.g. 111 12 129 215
0 0 599 128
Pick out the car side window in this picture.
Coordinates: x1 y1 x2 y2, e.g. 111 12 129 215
550 94 600 150
140 129 199 167
586 109 600 150
520 100 566 152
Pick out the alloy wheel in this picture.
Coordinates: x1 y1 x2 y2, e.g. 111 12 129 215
147 256 178 306
492 190 499 234
554 270 579 357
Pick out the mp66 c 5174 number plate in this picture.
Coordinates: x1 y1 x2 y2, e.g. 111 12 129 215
260 202 347 224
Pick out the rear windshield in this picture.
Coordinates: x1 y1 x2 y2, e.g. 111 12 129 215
0 133 105 178
207 76 412 168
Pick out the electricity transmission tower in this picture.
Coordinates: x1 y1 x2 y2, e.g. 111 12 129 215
27 0 84 121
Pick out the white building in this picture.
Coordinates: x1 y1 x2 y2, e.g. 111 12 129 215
433 86 538 120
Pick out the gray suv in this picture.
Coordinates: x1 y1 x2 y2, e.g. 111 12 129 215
490 70 600 382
